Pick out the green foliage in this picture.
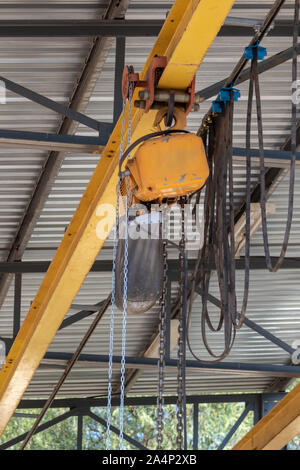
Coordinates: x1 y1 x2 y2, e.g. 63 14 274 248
0 401 255 450
0 408 78 450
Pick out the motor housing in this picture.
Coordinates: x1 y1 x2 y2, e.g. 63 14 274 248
126 132 209 202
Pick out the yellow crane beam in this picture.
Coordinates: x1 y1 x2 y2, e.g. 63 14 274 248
0 0 235 435
233 381 300 450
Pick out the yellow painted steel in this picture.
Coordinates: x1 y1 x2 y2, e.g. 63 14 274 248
233 381 300 450
158 0 235 90
128 132 209 201
0 0 235 435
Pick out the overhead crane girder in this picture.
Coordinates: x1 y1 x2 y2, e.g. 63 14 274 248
0 0 235 435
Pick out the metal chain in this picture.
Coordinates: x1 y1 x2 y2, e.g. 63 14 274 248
156 227 168 450
106 98 127 450
177 197 186 450
119 81 133 450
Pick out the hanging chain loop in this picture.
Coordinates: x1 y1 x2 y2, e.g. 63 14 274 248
156 221 168 450
119 80 133 450
176 197 187 450
106 97 127 450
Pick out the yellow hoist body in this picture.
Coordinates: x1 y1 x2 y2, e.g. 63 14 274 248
126 108 209 203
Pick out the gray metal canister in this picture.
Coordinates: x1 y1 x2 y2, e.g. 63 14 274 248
115 212 163 314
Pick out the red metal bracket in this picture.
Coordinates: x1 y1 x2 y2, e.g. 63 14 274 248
185 76 195 115
122 57 167 112
122 56 196 115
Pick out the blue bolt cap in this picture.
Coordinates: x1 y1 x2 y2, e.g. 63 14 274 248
212 101 223 113
244 44 267 61
218 87 241 103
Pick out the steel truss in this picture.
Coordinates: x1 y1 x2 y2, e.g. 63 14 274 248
0 274 298 387
0 42 299 156
0 393 287 450
0 271 295 450
0 0 299 446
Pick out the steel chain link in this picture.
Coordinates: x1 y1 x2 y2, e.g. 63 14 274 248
156 222 168 449
176 197 186 450
106 98 127 450
119 81 133 449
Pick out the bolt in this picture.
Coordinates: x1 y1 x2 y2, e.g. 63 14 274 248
134 100 146 109
138 89 150 100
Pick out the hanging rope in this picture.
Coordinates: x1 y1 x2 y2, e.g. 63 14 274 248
186 97 238 363
258 0 299 272
186 1 298 363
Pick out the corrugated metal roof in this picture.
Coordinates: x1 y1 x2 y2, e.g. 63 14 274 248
0 0 300 399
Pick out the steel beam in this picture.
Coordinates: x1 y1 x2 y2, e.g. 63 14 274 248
0 0 236 436
0 19 296 37
13 412 39 418
0 3 294 11
0 75 106 132
243 317 295 357
233 381 300 449
0 19 163 37
0 129 108 153
219 21 298 37
59 301 106 330
232 147 300 169
196 44 300 102
0 257 300 274
218 404 252 450
17 393 286 410
2 130 299 163
77 414 83 451
0 3 128 9
193 403 199 450
130 3 295 10
193 286 296 357
42 351 300 378
113 37 126 125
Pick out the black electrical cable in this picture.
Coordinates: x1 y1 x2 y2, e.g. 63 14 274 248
186 101 237 364
258 0 298 272
234 50 255 329
186 0 293 362
118 129 190 174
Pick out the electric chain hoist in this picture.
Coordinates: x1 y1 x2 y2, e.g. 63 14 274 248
126 107 209 203
115 57 209 314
